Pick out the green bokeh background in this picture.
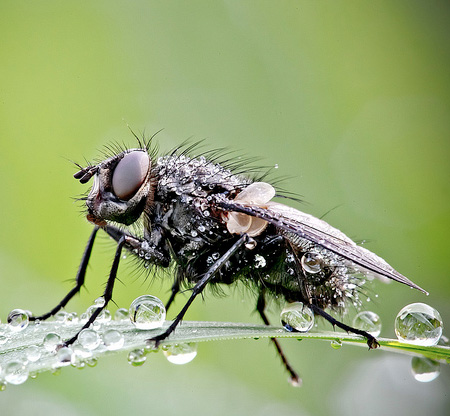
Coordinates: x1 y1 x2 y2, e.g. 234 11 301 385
1 1 449 415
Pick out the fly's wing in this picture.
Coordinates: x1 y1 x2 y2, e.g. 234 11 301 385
216 198 427 294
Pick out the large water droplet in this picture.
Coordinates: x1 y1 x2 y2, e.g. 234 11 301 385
301 253 323 274
281 302 314 332
411 357 440 382
43 333 61 352
163 343 198 365
7 309 29 332
352 311 382 337
78 329 101 350
128 349 146 366
103 330 125 350
129 295 166 330
4 361 29 385
395 303 443 346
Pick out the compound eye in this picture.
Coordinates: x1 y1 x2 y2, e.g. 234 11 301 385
112 151 150 200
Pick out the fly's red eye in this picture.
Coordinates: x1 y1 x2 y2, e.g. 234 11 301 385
112 151 150 200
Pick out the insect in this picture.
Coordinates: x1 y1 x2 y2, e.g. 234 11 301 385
28 135 426 384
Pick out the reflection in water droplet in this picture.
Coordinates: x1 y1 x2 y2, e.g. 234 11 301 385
7 309 29 332
57 347 74 366
43 333 61 352
281 302 314 332
129 295 166 330
330 340 342 349
128 349 146 366
411 357 440 382
301 253 323 274
163 343 197 365
4 361 29 385
352 311 382 337
395 303 443 346
78 329 101 350
103 330 125 350
114 308 129 321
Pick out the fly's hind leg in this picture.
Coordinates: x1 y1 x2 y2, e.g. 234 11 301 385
310 304 379 349
27 226 100 322
256 293 301 386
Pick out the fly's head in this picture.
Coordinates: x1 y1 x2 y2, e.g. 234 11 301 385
74 149 153 226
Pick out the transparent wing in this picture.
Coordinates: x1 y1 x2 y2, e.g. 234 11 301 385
217 198 427 294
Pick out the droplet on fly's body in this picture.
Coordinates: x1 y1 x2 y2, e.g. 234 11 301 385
281 302 314 332
395 303 443 346
129 295 166 330
411 357 440 382
163 343 198 365
128 349 146 366
78 329 101 350
7 309 29 332
102 330 125 350
352 311 382 337
3 361 29 385
301 253 323 274
43 333 61 352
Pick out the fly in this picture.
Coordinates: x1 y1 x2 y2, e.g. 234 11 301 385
28 135 427 384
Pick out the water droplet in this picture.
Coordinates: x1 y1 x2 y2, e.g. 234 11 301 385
281 302 314 332
128 349 146 366
274 164 279 169
129 295 166 330
96 309 111 323
411 357 440 382
301 253 323 274
4 361 29 385
26 345 41 362
57 347 74 366
352 311 382 337
191 230 198 237
198 225 205 233
103 330 125 350
245 238 257 250
94 297 106 307
55 311 68 323
163 343 197 365
66 312 79 326
254 254 266 268
114 308 129 321
85 358 97 367
395 303 443 346
7 309 29 332
330 340 343 349
43 333 61 352
78 329 101 350
0 335 9 345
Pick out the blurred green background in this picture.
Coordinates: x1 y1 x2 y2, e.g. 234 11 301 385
1 1 449 415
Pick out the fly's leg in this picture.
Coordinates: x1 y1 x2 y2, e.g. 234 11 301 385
256 293 301 386
150 234 249 346
309 304 379 349
64 235 126 346
165 279 180 312
28 226 100 322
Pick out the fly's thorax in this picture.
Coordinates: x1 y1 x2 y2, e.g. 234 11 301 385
80 149 154 226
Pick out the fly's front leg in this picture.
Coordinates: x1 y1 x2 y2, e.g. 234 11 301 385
64 235 126 346
28 226 100 322
150 234 249 346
